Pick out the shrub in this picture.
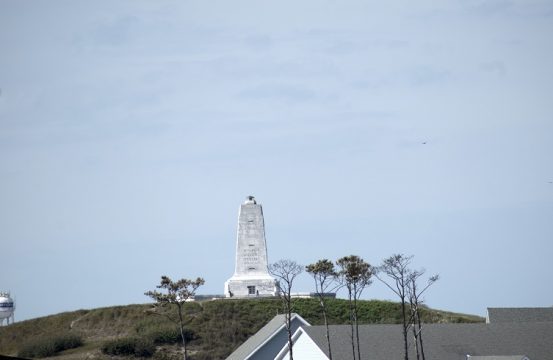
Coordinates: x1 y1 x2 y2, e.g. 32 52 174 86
101 337 155 357
147 327 197 345
18 334 83 358
148 328 180 344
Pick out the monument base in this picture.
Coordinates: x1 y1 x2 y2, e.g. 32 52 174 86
225 275 278 298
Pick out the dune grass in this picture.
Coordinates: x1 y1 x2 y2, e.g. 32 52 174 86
0 298 483 359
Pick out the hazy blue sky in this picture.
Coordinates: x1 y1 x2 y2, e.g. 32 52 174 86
1 0 553 322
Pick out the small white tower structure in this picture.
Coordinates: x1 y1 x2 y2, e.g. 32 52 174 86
225 196 278 297
0 292 15 326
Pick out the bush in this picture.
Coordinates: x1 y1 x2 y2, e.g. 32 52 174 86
18 334 83 358
101 337 155 357
147 327 197 345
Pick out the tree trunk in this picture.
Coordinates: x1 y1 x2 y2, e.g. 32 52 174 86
353 286 361 360
321 297 333 360
177 305 187 360
412 319 420 360
348 289 356 360
416 309 426 360
287 317 293 360
401 296 409 360
287 292 294 360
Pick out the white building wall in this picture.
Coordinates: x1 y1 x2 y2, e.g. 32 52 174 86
275 328 328 360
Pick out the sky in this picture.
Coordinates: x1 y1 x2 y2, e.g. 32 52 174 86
1 0 553 322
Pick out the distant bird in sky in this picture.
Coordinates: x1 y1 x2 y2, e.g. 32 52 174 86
422 141 427 145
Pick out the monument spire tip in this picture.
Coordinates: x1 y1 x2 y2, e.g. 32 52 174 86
245 195 257 204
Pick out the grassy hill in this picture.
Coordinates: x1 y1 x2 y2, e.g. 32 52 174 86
0 298 483 360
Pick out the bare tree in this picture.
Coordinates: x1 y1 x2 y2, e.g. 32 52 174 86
375 254 413 360
336 255 373 360
306 259 339 360
145 276 205 360
408 270 439 360
269 259 303 360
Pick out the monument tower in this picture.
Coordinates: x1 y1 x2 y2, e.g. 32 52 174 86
224 196 278 297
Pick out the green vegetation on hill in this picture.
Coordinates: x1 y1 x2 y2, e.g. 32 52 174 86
0 298 483 360
18 334 83 359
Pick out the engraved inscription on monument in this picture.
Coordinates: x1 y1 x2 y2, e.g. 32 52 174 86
224 196 278 297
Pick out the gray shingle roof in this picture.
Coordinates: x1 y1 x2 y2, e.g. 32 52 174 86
226 313 309 360
469 356 529 360
487 307 553 323
304 322 553 360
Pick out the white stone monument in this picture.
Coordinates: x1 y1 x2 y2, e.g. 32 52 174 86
225 196 278 297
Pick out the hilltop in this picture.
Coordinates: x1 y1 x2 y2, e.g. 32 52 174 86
0 298 483 360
